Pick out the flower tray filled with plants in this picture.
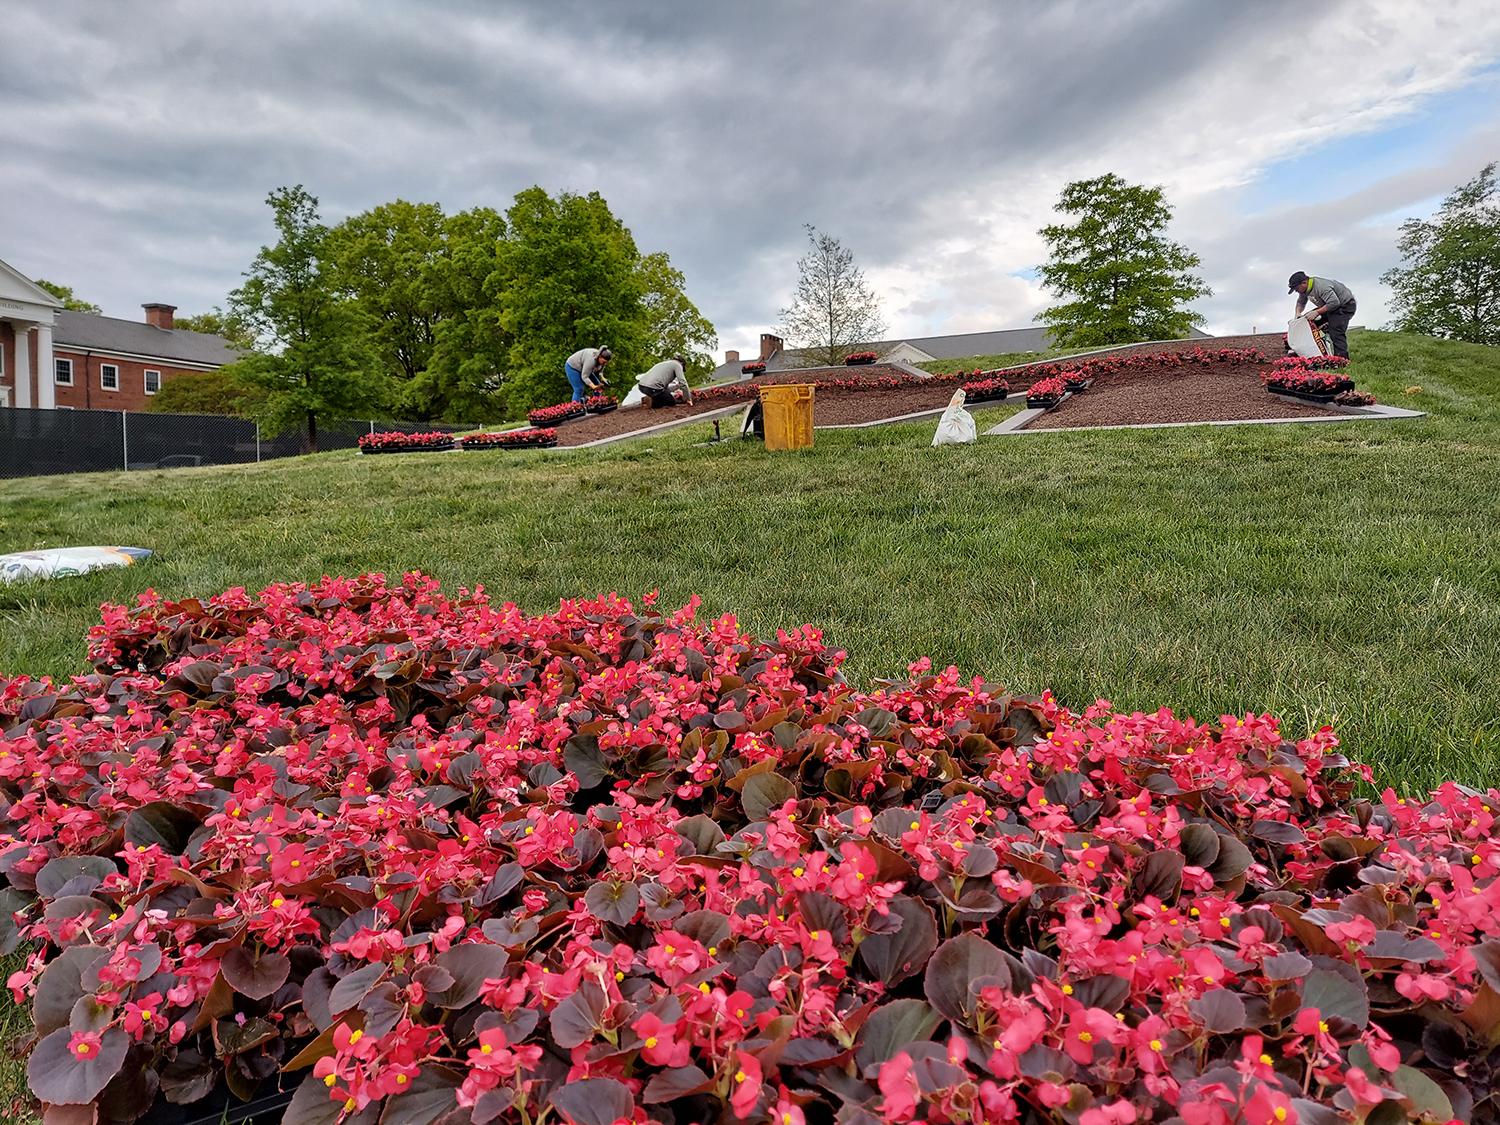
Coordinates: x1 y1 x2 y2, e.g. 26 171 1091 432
356 430 456 454
584 395 618 415
7 573 1496 1125
740 362 766 375
844 351 879 366
1063 373 1092 393
1026 375 1067 408
459 427 559 450
1264 372 1357 402
960 375 1010 403
528 401 588 428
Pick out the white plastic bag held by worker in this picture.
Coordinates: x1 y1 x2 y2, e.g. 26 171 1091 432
932 389 977 446
620 386 647 410
1286 316 1328 359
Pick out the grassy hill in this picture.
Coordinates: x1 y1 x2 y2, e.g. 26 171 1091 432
0 328 1497 1118
0 330 1495 795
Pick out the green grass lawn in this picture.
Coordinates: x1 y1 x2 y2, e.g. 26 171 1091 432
0 330 1497 1116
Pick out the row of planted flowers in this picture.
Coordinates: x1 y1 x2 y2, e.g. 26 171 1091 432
357 431 458 453
528 397 619 428
1 572 1497 1125
1260 357 1372 404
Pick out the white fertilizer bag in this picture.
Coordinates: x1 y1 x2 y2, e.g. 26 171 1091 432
932 389 977 447
620 385 647 410
0 546 151 584
1286 316 1329 359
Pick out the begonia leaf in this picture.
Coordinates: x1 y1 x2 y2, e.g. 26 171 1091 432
1261 951 1313 981
377 1065 463 1125
549 1078 634 1125
864 900 930 984
642 1065 713 1104
34 945 109 1035
564 740 610 789
1208 833 1253 881
741 773 795 822
221 946 291 1000
327 963 388 1015
673 815 725 855
675 909 731 951
431 943 509 1009
27 1026 129 1105
550 982 609 1049
1390 1065 1453 1121
159 1048 219 1105
1302 969 1369 1028
124 802 202 855
924 932 1010 1025
36 857 117 901
1179 823 1221 869
1190 988 1247 1033
583 880 640 926
855 999 942 1071
1134 850 1184 902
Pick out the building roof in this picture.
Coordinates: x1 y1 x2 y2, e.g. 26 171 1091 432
707 324 1212 382
53 309 241 367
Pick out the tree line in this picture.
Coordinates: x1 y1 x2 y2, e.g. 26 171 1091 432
155 185 716 447
777 165 1500 359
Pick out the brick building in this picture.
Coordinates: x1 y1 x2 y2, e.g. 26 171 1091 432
0 257 239 412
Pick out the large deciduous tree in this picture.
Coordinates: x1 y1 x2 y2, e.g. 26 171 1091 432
227 186 383 451
777 226 886 367
172 310 256 351
1035 174 1209 347
325 200 450 416
1381 163 1500 346
498 188 649 409
33 280 100 313
638 252 718 381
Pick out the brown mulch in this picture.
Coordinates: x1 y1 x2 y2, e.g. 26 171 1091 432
1025 362 1354 430
533 335 1313 446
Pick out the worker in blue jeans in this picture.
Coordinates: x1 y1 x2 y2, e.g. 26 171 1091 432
564 346 612 402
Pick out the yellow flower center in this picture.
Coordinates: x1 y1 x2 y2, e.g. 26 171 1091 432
792 867 804 877
325 1074 337 1087
345 1098 356 1112
1061 984 1073 995
1260 1054 1273 1066
1149 1039 1163 1051
1078 1031 1093 1043
699 982 710 993
349 1030 363 1045
1275 1109 1287 1122
76 1043 92 1056
395 1075 407 1085
272 897 285 908
736 1070 748 1083
645 1037 658 1048
809 931 821 941
481 1044 493 1055
1318 1021 1329 1034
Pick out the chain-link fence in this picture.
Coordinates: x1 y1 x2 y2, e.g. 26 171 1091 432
0 408 474 480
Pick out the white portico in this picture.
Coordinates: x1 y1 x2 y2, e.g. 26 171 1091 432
0 258 63 410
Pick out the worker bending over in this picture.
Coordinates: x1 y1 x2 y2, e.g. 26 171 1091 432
1288 271 1357 359
635 356 693 408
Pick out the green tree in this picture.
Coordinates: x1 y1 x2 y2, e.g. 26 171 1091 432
226 186 382 451
777 226 886 367
1035 173 1209 347
637 252 718 381
172 310 256 351
326 200 450 417
146 370 266 416
499 188 649 410
33 280 100 313
422 206 512 421
1381 163 1500 347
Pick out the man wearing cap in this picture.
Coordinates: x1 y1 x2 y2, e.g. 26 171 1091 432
565 346 612 402
634 356 693 409
1288 271 1357 359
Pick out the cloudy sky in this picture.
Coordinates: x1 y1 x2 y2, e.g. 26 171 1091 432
4 1 1499 356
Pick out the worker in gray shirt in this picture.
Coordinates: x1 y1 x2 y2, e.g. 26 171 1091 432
635 356 693 409
1288 271 1357 359
564 345 611 402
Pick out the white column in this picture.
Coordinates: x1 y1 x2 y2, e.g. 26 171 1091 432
13 324 30 409
35 323 54 409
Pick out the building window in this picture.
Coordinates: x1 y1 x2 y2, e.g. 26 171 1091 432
100 364 119 391
144 369 161 395
55 358 73 385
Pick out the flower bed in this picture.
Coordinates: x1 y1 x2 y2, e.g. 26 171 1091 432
459 428 559 450
356 431 456 454
8 575 1492 1125
583 395 618 415
528 402 588 428
1264 371 1357 400
961 375 1010 403
844 351 879 366
1027 375 1067 407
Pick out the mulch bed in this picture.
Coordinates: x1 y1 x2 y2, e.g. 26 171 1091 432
1025 361 1355 430
543 335 1315 446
